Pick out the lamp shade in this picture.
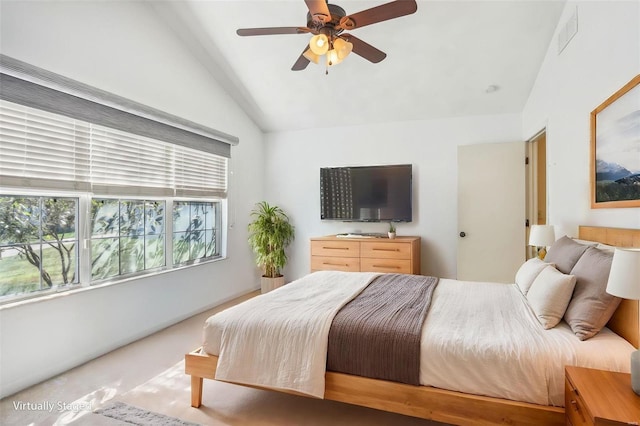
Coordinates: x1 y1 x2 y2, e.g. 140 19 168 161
606 248 640 300
309 34 329 55
302 48 320 64
326 49 343 66
529 225 555 247
333 38 353 60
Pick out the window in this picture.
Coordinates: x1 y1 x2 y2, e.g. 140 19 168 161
0 195 79 297
0 55 237 302
173 201 220 266
91 199 166 281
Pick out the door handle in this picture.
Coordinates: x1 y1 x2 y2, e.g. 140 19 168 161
459 232 466 238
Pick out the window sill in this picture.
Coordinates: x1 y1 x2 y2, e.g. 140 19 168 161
0 255 228 310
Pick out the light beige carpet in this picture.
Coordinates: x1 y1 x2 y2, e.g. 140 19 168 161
77 361 448 426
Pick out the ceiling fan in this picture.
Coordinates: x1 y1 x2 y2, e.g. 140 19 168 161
236 0 418 71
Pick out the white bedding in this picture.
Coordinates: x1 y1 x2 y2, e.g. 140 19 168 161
420 279 632 406
203 273 634 406
205 271 380 398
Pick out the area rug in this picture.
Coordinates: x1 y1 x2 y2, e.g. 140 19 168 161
95 401 200 425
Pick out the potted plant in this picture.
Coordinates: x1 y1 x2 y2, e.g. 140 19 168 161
248 201 295 293
388 222 396 239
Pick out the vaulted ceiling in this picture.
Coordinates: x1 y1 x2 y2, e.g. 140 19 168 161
152 1 566 132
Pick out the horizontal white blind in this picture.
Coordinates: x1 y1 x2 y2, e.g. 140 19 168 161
1 55 238 156
0 100 228 197
175 145 228 197
90 126 176 196
0 100 91 190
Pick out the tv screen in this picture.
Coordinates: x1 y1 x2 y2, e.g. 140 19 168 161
320 164 412 222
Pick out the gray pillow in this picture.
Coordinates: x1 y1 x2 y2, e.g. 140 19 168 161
544 236 589 274
564 247 621 340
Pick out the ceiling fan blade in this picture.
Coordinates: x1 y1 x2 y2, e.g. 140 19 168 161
237 27 311 36
305 0 331 24
340 34 386 63
337 0 417 30
292 47 311 71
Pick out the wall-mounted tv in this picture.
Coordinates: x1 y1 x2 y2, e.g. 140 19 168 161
320 164 412 222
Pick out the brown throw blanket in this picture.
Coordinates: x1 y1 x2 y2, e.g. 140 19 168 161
327 273 438 385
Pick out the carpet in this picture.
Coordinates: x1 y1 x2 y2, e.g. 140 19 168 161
111 361 448 426
95 401 200 425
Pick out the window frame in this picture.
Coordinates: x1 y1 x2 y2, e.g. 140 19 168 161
0 188 226 304
0 55 235 305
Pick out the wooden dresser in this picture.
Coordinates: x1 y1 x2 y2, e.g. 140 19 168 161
310 236 421 274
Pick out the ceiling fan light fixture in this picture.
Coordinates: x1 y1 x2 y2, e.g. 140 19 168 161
309 34 329 55
326 49 344 66
333 38 353 60
302 48 320 64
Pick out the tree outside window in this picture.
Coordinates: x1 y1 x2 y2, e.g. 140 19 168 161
0 196 78 297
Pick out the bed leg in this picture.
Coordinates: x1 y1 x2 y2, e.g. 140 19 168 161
191 375 203 408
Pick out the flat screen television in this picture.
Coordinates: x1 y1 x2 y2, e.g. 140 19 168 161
320 164 412 222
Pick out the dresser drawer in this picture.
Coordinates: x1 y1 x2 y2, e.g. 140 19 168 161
361 241 411 259
360 258 411 274
311 256 360 272
565 378 592 426
311 240 360 257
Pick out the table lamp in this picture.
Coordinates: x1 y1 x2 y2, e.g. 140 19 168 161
528 225 555 259
605 248 640 395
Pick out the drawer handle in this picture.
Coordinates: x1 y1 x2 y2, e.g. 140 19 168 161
373 248 400 252
570 400 579 412
570 399 587 423
372 264 401 269
323 262 349 267
323 246 349 250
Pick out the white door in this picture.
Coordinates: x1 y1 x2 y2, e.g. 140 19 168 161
457 142 526 283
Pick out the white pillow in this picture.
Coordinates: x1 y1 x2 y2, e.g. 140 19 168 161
515 258 552 295
526 266 576 329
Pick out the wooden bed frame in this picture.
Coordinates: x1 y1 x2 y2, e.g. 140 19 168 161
185 226 639 425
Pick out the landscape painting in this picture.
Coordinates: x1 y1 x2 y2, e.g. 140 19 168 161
591 75 640 208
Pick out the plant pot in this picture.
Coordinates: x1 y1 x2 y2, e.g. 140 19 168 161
388 232 396 239
261 275 285 294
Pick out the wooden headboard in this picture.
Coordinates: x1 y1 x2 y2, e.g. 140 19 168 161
579 226 640 348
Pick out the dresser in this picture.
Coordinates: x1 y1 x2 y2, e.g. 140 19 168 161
310 236 421 274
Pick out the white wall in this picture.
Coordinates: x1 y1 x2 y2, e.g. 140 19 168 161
264 114 522 281
522 1 640 236
0 1 263 398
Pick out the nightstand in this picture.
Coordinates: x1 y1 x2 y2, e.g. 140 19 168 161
565 366 640 426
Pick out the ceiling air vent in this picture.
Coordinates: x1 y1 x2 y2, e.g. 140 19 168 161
558 7 578 54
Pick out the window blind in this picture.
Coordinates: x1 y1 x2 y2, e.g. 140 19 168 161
0 100 91 191
0 100 228 197
0 54 238 157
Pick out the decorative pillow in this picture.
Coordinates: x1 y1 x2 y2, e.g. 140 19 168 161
564 247 621 340
527 266 577 329
570 237 599 246
544 236 590 274
515 258 553 295
596 243 615 252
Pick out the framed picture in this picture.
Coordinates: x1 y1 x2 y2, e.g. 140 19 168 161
590 74 640 208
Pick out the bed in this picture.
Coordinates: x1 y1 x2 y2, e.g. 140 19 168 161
185 226 640 425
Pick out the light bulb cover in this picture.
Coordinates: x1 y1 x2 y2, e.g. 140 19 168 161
309 34 329 55
303 48 320 64
333 38 353 60
326 49 343 66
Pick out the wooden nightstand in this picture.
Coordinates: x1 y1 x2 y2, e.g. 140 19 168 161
565 366 640 426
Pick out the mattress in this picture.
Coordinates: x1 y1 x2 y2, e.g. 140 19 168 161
202 274 634 407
